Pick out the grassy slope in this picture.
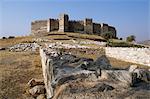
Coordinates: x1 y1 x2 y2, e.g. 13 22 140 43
0 36 42 99
0 51 42 99
0 36 34 48
0 33 149 98
46 32 106 41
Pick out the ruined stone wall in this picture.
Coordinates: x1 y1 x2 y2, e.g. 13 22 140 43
101 23 108 33
108 26 116 38
39 47 149 99
40 48 54 98
31 14 117 38
93 23 101 35
105 47 150 66
31 20 47 35
47 19 59 32
59 14 69 32
84 18 93 34
68 20 84 32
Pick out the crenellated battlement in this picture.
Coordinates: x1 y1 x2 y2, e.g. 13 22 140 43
31 13 117 38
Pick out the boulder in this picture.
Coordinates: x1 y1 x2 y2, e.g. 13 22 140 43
28 78 44 87
128 65 138 72
128 65 150 83
29 85 46 97
51 70 98 88
132 69 150 83
101 70 133 86
36 94 46 99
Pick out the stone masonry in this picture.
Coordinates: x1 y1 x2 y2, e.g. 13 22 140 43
105 47 150 66
31 13 117 38
40 47 150 99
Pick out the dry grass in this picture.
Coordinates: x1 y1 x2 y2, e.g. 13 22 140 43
44 35 71 40
0 34 149 99
0 51 43 99
66 32 105 39
44 32 105 41
0 36 34 48
107 57 150 69
109 39 125 43
59 47 149 69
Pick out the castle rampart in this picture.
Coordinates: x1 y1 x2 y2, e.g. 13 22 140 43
31 13 117 38
68 20 84 32
93 23 101 35
31 20 47 34
47 19 59 32
84 18 93 34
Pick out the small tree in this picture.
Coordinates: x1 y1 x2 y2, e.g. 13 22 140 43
2 37 7 39
8 36 15 39
126 35 136 42
119 38 123 40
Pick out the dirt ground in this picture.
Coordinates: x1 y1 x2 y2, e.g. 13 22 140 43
0 36 149 99
0 50 149 99
0 51 43 99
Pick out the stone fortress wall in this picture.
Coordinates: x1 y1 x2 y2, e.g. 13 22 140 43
31 13 116 38
105 47 150 66
47 19 59 32
68 20 84 32
31 20 47 34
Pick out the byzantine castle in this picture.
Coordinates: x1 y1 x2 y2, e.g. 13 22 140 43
31 13 117 38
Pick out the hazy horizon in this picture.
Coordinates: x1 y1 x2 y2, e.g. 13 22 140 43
0 0 149 41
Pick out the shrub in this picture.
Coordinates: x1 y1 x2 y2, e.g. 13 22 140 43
2 37 7 39
120 38 123 40
8 36 15 39
126 35 136 42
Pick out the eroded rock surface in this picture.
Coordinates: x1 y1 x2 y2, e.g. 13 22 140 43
29 85 45 97
40 48 150 99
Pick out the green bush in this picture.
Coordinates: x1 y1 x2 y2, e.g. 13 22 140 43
2 37 7 39
8 36 15 39
126 35 136 42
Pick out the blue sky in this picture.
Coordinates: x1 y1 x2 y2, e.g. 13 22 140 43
0 0 149 41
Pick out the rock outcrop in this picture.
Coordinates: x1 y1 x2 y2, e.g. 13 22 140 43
27 78 46 99
40 47 150 99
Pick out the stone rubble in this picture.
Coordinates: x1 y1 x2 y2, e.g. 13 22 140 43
79 40 106 46
28 78 44 87
29 85 45 97
36 94 46 99
9 43 39 52
46 42 90 49
27 78 46 99
128 65 138 72
40 48 150 99
132 68 150 83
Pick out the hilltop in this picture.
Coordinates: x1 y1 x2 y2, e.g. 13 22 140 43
0 32 150 99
